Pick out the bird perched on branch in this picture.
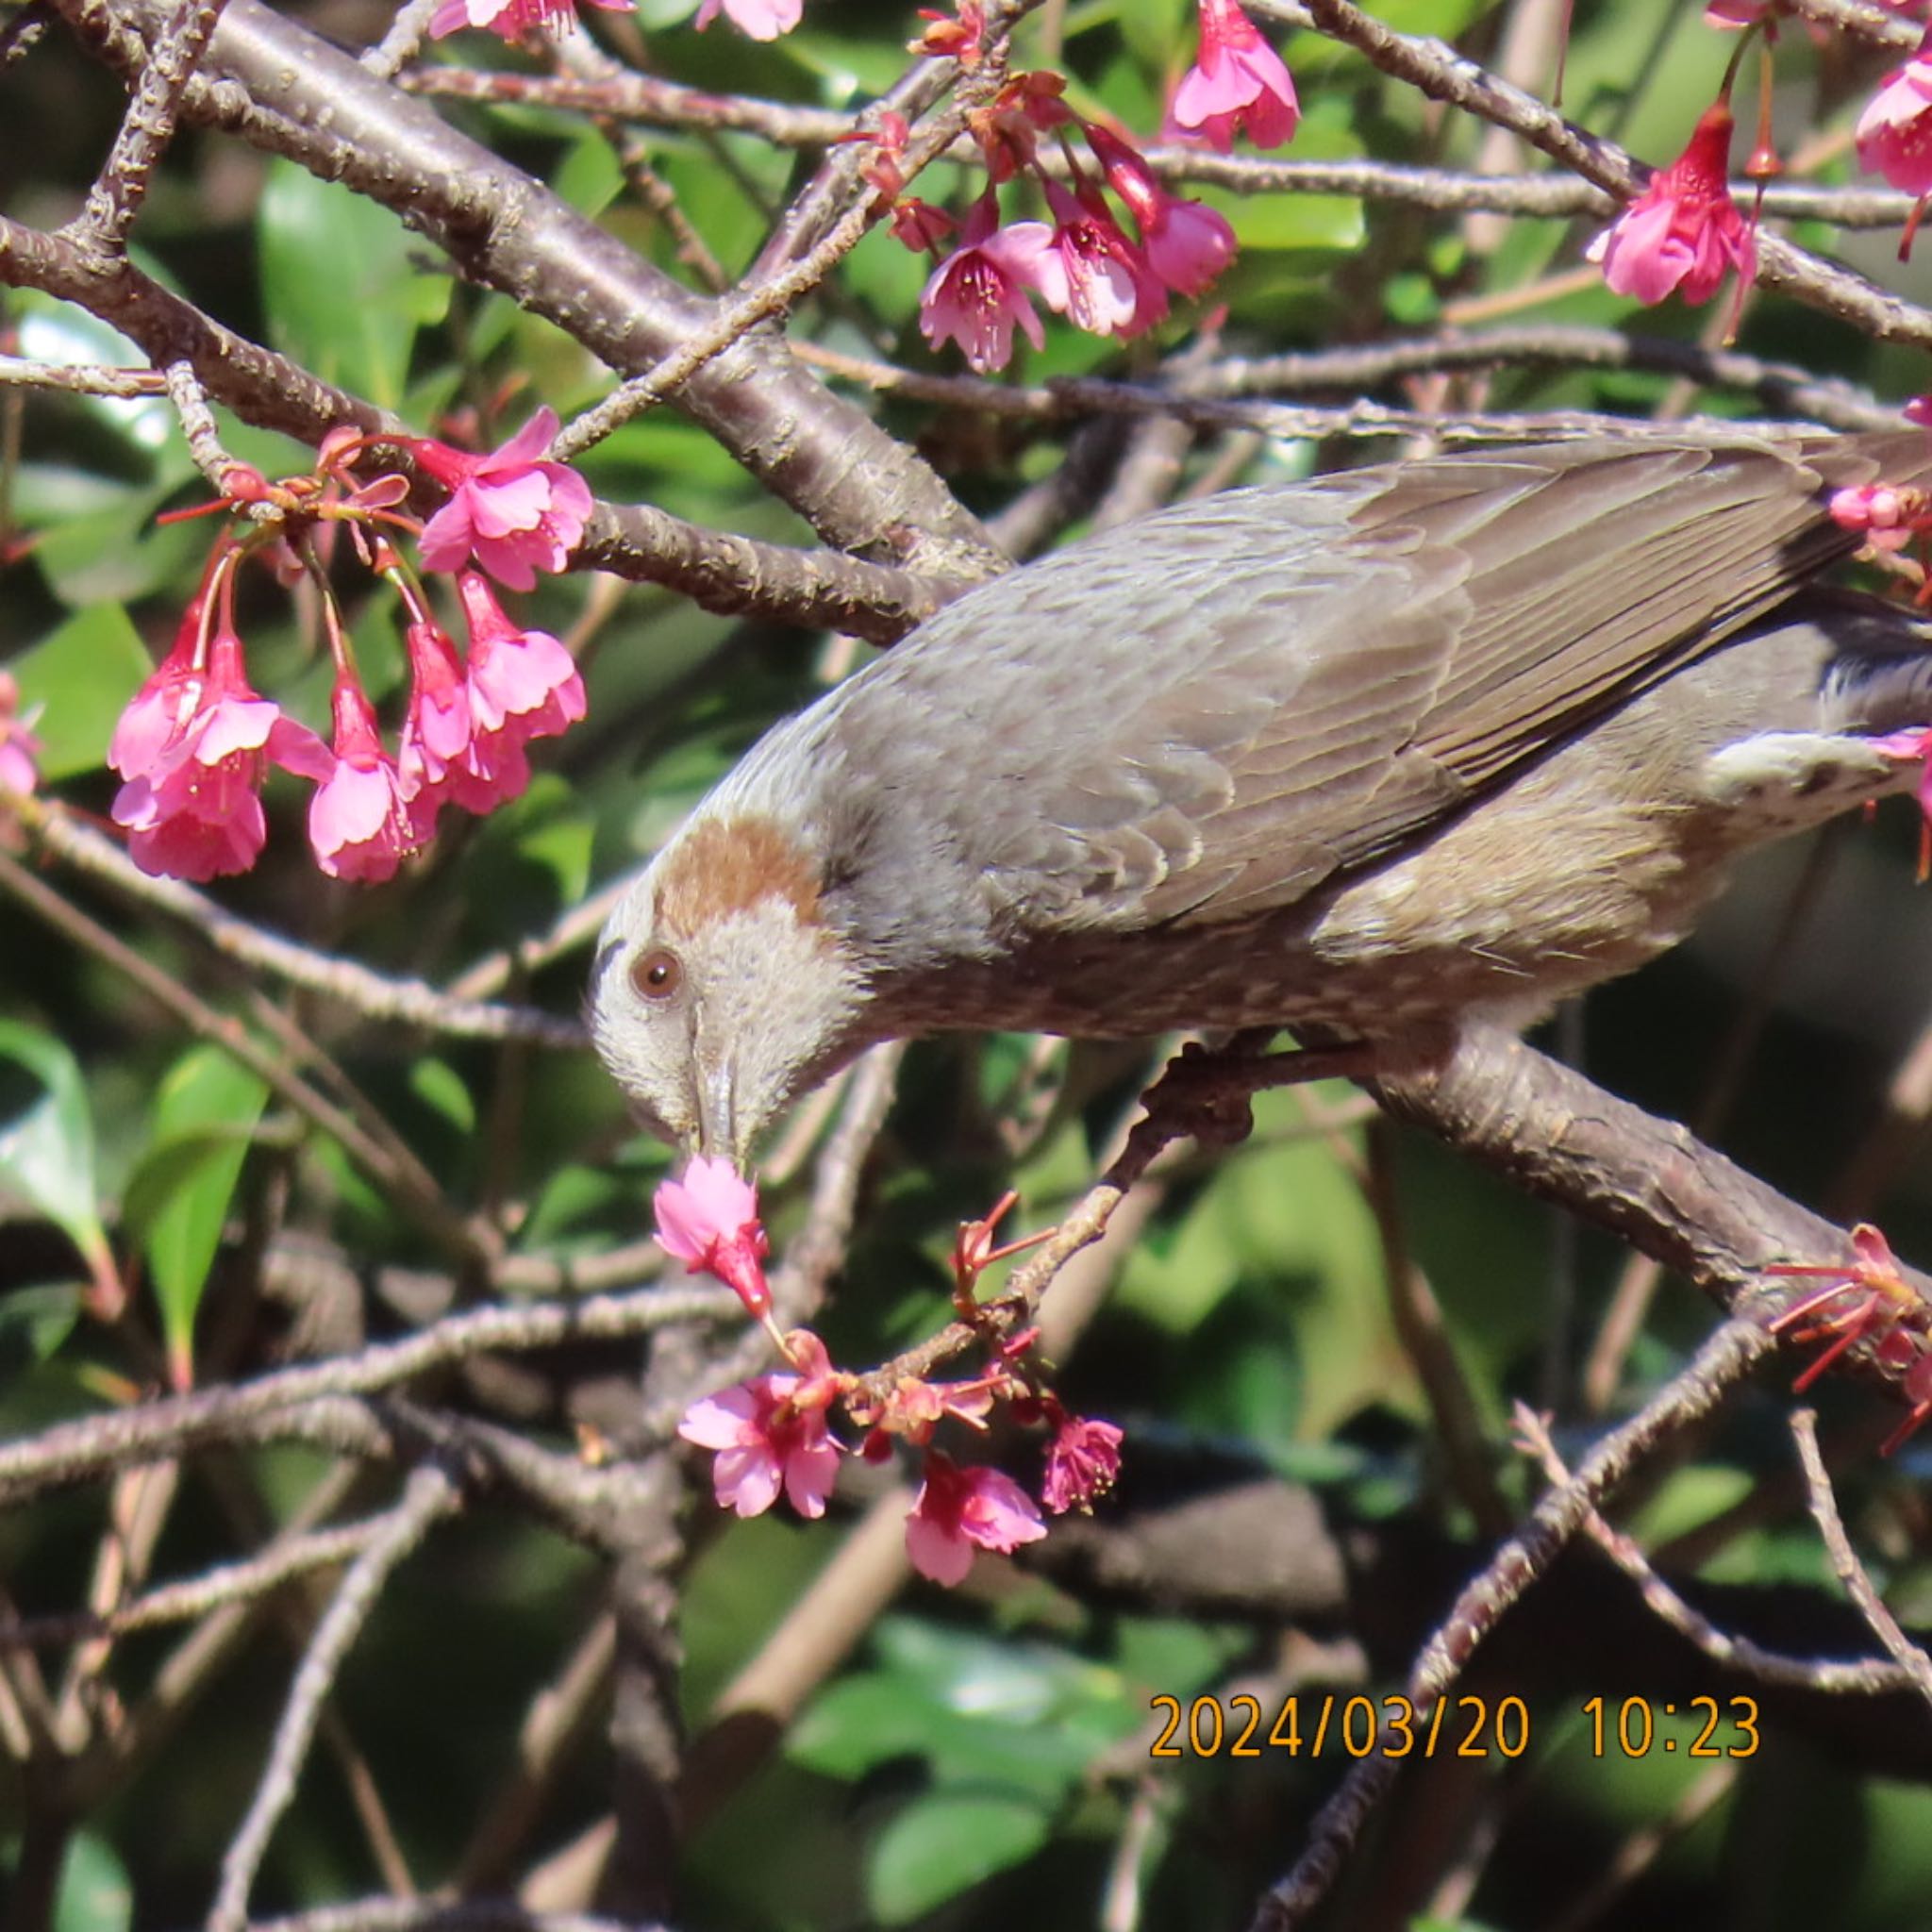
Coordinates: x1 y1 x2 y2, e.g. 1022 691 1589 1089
589 431 1932 1167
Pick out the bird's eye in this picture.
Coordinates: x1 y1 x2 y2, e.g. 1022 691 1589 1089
631 946 684 1003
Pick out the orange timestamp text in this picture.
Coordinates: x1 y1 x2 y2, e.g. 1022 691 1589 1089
1148 1691 1761 1760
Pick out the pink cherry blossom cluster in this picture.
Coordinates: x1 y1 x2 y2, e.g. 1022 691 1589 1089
105 409 589 885
901 0 1295 374
658 1159 1125 1586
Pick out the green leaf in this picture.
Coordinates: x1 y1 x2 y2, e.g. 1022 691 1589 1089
867 1790 1052 1924
0 1023 113 1298
129 1046 269 1389
258 158 450 412
50 1832 131 1932
408 1058 477 1137
30 481 208 609
791 1619 1136 1801
0 1283 84 1379
9 605 157 780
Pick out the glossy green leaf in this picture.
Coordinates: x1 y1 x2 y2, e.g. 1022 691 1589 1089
258 158 450 411
13 296 177 458
867 1790 1052 1924
29 483 208 609
9 605 156 780
50 1832 131 1932
792 1618 1135 1801
130 1046 269 1389
0 1023 113 1296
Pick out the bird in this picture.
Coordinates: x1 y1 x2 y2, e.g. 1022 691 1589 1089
588 430 1932 1168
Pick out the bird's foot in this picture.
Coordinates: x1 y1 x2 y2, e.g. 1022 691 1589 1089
1120 1031 1378 1180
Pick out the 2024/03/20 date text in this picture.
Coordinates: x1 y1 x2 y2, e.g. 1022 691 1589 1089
1148 1692 1762 1760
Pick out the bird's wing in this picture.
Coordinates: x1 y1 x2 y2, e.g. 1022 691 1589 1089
814 432 1919 941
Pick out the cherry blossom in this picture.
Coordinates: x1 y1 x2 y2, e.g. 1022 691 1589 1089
108 610 329 883
1587 104 1757 308
1828 480 1929 553
411 408 593 591
918 192 1060 373
1085 125 1237 300
395 621 473 831
1039 181 1156 338
678 1335 844 1519
0 672 42 797
694 0 801 38
1164 0 1300 154
1856 28 1932 204
912 2 984 66
308 682 422 884
655 1156 774 1316
891 198 958 254
1041 1413 1124 1514
428 0 628 41
904 1451 1047 1586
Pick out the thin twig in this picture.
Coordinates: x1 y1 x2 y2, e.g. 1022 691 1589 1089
1789 1407 1932 1717
67 0 230 253
207 1462 460 1932
0 1517 389 1651
1515 1405 1917 1694
0 1282 732 1507
1251 1320 1770 1931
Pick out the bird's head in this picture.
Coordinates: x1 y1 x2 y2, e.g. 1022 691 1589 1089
588 812 868 1168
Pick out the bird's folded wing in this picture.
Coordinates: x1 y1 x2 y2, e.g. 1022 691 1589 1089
822 431 1926 940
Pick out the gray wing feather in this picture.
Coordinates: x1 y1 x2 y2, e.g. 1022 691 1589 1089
741 432 1925 955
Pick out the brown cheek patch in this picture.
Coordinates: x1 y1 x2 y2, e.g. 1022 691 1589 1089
655 815 823 937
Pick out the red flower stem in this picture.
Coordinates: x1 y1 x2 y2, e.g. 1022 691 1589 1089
307 550 359 683
1717 19 1759 104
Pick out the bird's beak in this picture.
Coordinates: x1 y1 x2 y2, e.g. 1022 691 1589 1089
695 1058 743 1169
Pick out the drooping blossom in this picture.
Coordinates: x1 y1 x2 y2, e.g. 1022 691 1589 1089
919 192 1060 373
1085 125 1237 300
655 1156 773 1316
852 110 912 199
695 0 802 37
1856 28 1932 216
1164 0 1300 154
971 72 1074 182
1038 181 1159 338
1041 1413 1124 1515
0 672 42 796
109 608 330 882
412 408 592 591
395 621 473 834
308 681 422 884
904 1451 1047 1587
890 198 958 254
429 0 628 41
418 571 587 814
1587 104 1757 308
678 1333 844 1518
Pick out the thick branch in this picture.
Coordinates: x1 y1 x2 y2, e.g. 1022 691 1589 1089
54 0 1002 578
